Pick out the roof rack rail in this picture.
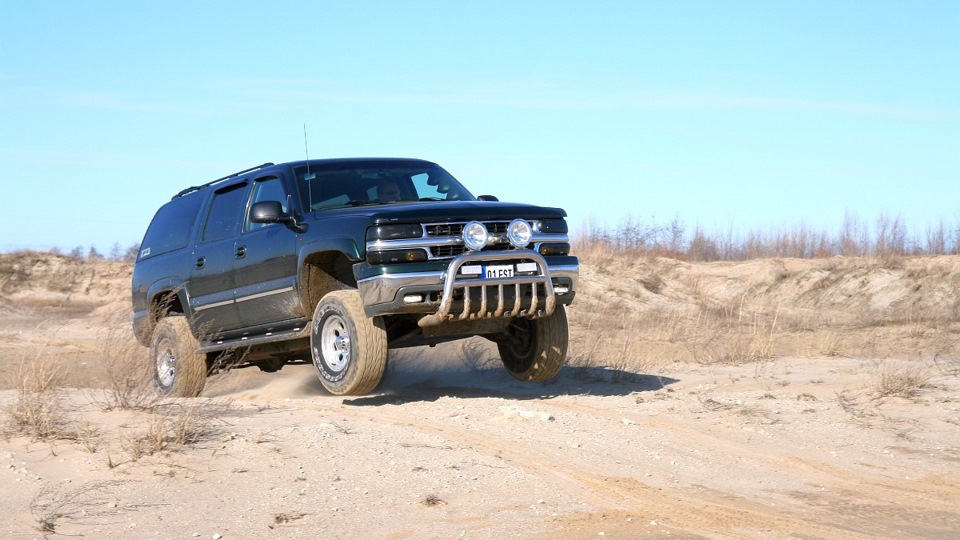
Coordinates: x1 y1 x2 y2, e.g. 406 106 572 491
173 162 275 199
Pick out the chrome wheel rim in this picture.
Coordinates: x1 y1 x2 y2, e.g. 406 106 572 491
320 314 351 373
156 342 176 388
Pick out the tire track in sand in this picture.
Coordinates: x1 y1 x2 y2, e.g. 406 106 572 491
338 400 892 539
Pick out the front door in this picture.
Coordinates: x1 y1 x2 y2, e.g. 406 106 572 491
232 175 301 329
188 180 249 337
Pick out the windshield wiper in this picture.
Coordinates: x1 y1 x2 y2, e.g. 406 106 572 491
349 200 388 206
312 200 387 210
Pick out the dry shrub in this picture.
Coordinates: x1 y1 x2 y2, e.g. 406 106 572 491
567 307 658 382
86 308 159 411
92 348 157 411
932 329 960 376
122 400 228 461
677 296 781 365
2 353 77 442
574 211 959 261
30 481 124 534
816 331 847 357
871 361 933 400
123 414 168 459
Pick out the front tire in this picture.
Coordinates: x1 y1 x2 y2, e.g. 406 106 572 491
497 305 568 382
150 316 207 397
310 290 388 395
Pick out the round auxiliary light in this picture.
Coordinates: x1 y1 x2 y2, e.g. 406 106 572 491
462 221 489 251
507 219 533 248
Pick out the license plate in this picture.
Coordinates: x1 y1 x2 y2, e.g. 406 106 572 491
483 265 514 279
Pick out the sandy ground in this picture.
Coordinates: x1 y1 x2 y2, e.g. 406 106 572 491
1 253 959 539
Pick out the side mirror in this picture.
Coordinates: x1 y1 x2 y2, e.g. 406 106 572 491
250 201 291 223
477 195 499 202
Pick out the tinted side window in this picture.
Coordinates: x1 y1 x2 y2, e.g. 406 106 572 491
139 193 204 259
202 182 249 243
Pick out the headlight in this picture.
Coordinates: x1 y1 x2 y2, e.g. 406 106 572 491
368 249 428 264
538 242 570 256
462 221 489 251
366 223 423 241
537 218 568 234
507 219 533 248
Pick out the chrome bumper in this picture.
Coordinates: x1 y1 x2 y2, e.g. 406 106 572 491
356 251 578 327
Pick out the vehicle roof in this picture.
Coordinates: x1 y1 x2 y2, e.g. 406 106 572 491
172 158 438 200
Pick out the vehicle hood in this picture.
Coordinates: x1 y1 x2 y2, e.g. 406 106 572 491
309 201 568 225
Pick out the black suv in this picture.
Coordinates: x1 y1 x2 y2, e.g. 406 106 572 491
132 158 578 396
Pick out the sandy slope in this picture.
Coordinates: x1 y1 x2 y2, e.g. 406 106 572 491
1 253 958 538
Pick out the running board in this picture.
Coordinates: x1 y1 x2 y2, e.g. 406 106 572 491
197 325 311 354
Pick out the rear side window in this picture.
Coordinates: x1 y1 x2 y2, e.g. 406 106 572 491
138 193 204 260
202 182 249 242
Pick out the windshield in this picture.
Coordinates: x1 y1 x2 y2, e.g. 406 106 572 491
294 161 476 211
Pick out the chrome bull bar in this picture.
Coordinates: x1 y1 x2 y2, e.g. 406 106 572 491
417 250 556 327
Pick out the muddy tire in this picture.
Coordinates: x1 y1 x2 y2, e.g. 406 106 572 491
150 316 207 397
310 290 388 395
497 305 568 381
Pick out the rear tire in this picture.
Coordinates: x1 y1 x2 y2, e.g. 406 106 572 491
150 316 207 397
310 290 388 395
497 305 568 382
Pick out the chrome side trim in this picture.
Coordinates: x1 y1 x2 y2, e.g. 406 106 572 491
194 298 233 312
235 286 295 304
194 285 297 311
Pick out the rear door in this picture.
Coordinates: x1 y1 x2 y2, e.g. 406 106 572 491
188 180 249 336
232 174 301 329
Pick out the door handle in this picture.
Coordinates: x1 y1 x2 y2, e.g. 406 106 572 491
195 257 206 269
235 246 247 259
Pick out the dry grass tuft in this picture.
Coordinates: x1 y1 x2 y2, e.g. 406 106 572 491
30 481 124 534
121 400 230 461
2 353 79 443
871 361 933 400
89 317 161 411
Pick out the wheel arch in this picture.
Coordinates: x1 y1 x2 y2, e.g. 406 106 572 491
134 280 191 346
299 248 361 314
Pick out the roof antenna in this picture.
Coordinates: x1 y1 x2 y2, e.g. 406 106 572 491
303 123 312 207
303 123 310 161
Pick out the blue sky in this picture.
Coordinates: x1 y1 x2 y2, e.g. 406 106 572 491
1 1 958 253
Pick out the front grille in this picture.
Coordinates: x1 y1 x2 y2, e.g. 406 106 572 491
432 245 464 258
426 221 509 237
425 221 511 259
427 223 462 236
430 242 510 258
